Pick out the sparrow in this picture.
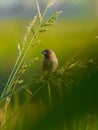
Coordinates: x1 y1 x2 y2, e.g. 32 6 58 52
42 49 58 73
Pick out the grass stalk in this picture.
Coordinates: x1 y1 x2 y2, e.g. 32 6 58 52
47 82 52 107
0 97 11 129
0 0 62 128
1 1 49 99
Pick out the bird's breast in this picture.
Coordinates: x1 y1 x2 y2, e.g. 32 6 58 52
43 56 58 72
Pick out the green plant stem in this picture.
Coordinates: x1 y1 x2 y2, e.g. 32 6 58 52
0 1 58 128
47 82 52 107
0 5 50 128
1 0 53 99
1 53 22 98
0 82 32 103
0 97 11 129
1 5 49 99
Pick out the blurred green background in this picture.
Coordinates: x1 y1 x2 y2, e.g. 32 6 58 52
0 0 98 130
0 19 98 84
0 0 98 82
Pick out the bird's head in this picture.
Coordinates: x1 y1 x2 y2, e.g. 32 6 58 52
42 49 56 59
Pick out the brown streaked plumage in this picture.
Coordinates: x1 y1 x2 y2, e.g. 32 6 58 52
42 49 58 72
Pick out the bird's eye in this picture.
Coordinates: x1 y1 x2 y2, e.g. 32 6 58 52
42 51 47 55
